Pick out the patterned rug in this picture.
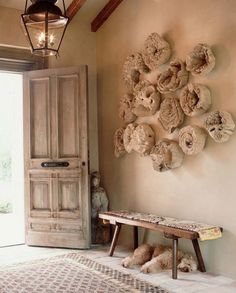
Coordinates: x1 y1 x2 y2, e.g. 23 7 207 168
0 253 169 293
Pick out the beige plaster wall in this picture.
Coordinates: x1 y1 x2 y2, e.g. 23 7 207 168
0 6 28 48
96 0 236 278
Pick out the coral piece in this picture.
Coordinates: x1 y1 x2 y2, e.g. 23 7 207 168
132 124 155 155
150 139 184 172
186 43 215 76
156 59 189 93
123 123 137 153
119 94 137 124
179 125 207 155
159 97 185 133
142 33 171 70
123 123 155 155
132 81 161 117
114 128 126 158
205 111 235 143
122 53 149 89
180 83 212 116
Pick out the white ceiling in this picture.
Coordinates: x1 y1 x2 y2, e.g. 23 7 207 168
0 0 72 11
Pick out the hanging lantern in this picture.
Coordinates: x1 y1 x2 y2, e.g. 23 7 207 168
21 0 69 57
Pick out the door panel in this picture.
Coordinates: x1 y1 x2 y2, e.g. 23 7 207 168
24 67 90 249
57 176 81 219
30 180 51 210
57 75 79 158
30 78 51 159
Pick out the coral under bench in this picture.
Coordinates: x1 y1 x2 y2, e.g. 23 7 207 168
99 211 223 279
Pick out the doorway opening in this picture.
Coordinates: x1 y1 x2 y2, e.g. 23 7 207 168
0 72 24 247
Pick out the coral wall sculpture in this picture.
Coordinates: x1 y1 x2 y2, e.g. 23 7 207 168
133 81 161 117
122 53 149 89
179 125 207 155
119 94 137 124
142 33 171 70
114 128 126 158
150 139 184 172
124 123 155 156
205 111 235 143
186 43 215 76
180 83 212 116
159 97 185 133
156 59 189 93
116 32 234 172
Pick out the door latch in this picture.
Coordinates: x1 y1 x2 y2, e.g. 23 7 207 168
41 162 69 168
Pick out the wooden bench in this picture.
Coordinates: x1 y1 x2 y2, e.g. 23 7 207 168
99 211 223 279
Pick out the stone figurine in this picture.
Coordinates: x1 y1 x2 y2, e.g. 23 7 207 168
91 171 110 244
142 32 171 70
156 59 189 93
205 111 235 143
180 83 212 117
179 125 207 155
186 43 215 76
122 52 149 89
159 97 185 133
150 139 184 172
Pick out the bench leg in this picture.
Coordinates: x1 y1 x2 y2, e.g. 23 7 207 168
172 238 178 279
192 239 206 272
109 223 122 256
133 226 138 249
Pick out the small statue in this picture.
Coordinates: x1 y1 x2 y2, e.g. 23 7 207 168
91 171 110 244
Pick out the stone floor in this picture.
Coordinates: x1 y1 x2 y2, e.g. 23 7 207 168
0 244 235 293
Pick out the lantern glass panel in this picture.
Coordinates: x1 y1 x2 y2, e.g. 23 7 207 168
22 13 68 56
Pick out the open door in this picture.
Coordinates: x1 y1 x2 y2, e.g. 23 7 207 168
23 66 90 249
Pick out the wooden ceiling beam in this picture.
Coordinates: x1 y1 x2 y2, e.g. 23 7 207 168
91 0 124 32
66 0 87 22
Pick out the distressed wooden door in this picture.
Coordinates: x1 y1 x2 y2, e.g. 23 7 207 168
23 66 90 248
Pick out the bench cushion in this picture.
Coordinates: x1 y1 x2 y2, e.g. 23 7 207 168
103 211 222 241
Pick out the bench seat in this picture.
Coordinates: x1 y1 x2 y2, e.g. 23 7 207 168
99 210 223 280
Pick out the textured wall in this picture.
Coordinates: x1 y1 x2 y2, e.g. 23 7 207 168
0 6 28 48
96 0 236 278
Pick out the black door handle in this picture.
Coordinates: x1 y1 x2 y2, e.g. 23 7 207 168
41 162 69 168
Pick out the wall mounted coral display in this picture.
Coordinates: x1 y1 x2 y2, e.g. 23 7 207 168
150 139 184 172
180 84 212 117
179 125 207 155
133 81 161 117
114 32 235 172
123 123 155 156
122 53 149 90
205 111 235 143
186 43 215 76
142 32 171 70
114 128 126 158
119 94 137 124
156 59 189 93
159 97 185 133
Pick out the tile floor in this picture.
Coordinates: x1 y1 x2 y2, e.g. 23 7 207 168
0 244 235 293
